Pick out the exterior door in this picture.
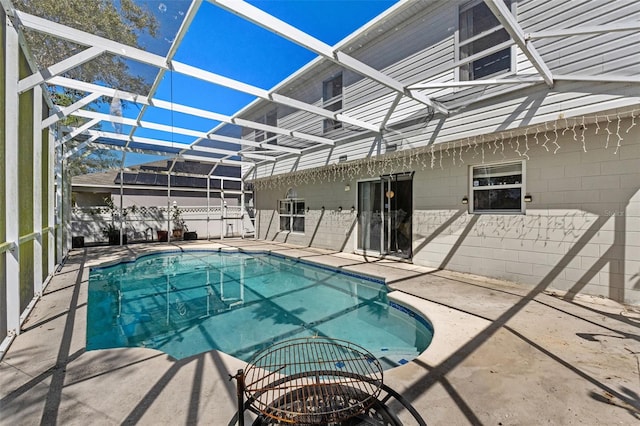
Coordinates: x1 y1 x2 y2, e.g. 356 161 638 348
357 173 412 258
357 180 383 253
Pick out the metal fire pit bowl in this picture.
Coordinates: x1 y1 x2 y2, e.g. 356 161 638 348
243 337 384 424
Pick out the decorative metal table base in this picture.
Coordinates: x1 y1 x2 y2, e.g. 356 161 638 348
249 382 426 426
229 337 426 426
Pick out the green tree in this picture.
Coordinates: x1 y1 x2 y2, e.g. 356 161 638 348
16 0 158 95
15 0 160 175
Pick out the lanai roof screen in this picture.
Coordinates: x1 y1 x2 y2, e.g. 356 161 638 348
10 0 398 167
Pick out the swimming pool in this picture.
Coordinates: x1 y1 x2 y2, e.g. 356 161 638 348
87 250 433 369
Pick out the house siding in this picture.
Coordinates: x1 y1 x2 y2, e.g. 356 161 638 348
244 0 640 178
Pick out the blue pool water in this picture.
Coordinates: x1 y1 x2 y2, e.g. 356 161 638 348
87 250 433 369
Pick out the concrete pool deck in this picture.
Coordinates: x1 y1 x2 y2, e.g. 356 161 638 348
1 239 639 425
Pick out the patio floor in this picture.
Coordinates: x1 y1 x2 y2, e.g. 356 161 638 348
1 239 639 425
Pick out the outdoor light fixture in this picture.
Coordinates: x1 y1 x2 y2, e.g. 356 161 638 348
524 195 533 202
462 196 468 204
385 190 395 199
344 184 351 192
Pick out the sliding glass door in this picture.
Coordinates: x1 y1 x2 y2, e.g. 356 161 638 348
357 174 412 258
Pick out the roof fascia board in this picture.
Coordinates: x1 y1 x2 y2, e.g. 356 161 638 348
18 46 104 94
210 0 448 115
484 0 553 87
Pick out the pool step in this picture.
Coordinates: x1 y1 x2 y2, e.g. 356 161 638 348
372 347 421 368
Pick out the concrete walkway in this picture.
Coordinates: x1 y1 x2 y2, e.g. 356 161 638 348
1 239 639 425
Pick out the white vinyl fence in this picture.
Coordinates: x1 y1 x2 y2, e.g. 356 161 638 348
71 205 255 245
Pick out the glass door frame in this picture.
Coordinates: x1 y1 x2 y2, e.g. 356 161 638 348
355 172 413 258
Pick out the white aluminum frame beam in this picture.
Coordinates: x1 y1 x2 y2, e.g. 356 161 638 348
408 77 544 90
32 85 43 298
209 0 449 116
527 22 640 40
380 93 403 129
554 74 640 84
82 129 242 158
47 131 55 276
15 10 377 134
86 131 259 166
42 92 101 129
240 152 277 162
4 12 21 338
89 142 245 167
90 142 176 158
18 46 104 94
126 0 202 151
70 109 302 155
484 0 553 87
62 134 99 160
56 118 101 146
48 77 335 146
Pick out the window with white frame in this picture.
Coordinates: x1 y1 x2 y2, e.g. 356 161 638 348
470 161 524 213
458 0 512 81
279 199 305 232
322 73 343 133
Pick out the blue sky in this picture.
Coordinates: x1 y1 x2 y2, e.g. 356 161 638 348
114 0 398 165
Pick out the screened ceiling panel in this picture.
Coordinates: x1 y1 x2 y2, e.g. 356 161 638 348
13 0 190 58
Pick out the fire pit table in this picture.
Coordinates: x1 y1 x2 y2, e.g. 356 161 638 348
234 337 384 425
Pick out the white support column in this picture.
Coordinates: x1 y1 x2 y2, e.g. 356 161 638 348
4 13 21 337
33 85 43 297
119 167 124 246
55 141 63 263
240 178 245 239
206 173 211 240
167 165 172 240
220 180 225 240
64 161 72 256
47 131 55 274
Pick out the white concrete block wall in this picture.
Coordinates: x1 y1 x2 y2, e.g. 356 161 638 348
255 181 358 250
254 116 640 305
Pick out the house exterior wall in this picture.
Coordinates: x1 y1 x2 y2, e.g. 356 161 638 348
255 118 640 305
244 0 640 179
255 180 357 251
